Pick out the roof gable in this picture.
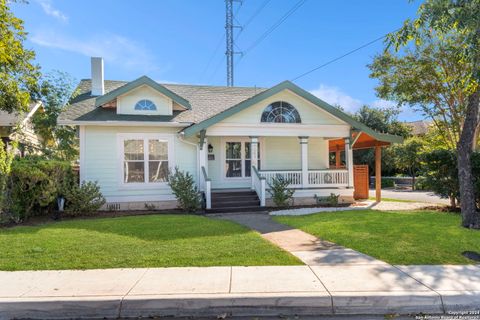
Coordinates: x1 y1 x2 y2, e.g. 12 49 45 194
94 76 191 109
182 80 403 144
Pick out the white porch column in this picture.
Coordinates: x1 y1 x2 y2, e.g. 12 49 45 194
299 136 309 188
199 138 207 191
250 136 259 190
345 138 354 188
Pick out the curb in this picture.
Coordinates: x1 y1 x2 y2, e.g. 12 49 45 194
1 291 478 319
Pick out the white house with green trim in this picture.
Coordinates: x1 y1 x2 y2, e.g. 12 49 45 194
59 58 402 211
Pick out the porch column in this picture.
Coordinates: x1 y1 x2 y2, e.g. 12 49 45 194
299 136 309 188
375 145 382 202
345 138 354 188
199 138 207 191
250 136 259 190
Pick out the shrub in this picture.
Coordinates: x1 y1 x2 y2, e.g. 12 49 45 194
64 181 105 216
168 167 200 212
420 150 480 208
381 178 395 188
421 149 460 208
7 159 73 222
314 193 340 207
268 175 295 207
0 140 16 217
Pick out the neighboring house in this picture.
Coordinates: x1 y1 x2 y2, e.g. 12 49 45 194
0 102 43 156
58 58 402 211
405 120 431 136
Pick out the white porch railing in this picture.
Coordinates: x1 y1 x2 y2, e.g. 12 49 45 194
201 166 211 209
308 169 349 187
259 169 349 188
260 170 303 188
252 166 266 206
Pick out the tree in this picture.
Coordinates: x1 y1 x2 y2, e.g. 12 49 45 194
32 71 78 161
391 137 426 190
354 105 412 137
372 0 480 228
369 36 475 150
352 105 411 176
0 0 39 113
0 139 16 216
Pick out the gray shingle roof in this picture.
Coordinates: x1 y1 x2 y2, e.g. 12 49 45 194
0 103 40 126
59 79 267 124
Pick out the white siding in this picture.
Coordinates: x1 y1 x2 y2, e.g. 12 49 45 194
83 126 197 202
218 89 345 125
117 85 173 115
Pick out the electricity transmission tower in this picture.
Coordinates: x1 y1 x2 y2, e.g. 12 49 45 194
225 0 242 86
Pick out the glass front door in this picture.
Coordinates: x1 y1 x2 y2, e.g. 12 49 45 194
224 140 260 179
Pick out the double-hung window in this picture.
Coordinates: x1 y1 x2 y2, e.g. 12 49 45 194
121 134 173 185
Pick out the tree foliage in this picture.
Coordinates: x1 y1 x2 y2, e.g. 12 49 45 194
0 0 39 113
390 136 426 189
352 105 411 176
32 71 78 161
0 139 16 215
369 35 476 149
373 0 480 228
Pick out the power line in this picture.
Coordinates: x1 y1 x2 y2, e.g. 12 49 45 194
239 0 307 62
199 34 225 82
291 29 399 81
235 0 272 41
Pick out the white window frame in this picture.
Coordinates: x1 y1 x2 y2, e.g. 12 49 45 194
117 133 175 189
220 137 264 182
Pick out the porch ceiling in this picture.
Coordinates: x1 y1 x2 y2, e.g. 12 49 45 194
328 131 392 151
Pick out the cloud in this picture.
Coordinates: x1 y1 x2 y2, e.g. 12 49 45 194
36 0 68 22
310 84 362 112
31 30 159 73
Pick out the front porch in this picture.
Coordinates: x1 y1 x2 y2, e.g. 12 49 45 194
199 134 355 210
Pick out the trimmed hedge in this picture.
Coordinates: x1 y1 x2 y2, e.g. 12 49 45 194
2 158 104 223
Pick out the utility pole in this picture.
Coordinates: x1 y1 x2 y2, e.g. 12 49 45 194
225 0 242 87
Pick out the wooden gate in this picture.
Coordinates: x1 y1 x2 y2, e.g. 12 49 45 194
353 165 369 200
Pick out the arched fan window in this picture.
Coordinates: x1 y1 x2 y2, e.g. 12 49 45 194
134 99 157 111
260 101 301 123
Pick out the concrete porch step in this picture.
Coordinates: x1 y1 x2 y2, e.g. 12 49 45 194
211 199 260 207
206 205 266 214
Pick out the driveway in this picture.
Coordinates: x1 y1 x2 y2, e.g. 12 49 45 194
370 189 450 205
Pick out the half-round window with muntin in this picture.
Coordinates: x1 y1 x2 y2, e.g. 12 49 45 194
134 99 157 111
260 101 301 123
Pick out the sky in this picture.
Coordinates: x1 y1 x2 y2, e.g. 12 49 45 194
12 0 423 120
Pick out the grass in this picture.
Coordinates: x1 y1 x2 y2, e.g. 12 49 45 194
368 197 416 203
0 214 301 271
274 210 480 265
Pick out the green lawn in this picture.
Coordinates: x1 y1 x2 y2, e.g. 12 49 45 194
368 197 416 203
274 210 480 265
0 215 301 271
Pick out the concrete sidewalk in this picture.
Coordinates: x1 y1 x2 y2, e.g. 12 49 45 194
1 265 479 319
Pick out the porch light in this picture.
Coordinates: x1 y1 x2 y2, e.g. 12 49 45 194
208 144 213 153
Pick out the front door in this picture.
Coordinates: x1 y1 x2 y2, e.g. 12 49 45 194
223 139 260 180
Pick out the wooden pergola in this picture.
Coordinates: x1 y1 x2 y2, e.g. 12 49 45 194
329 130 403 202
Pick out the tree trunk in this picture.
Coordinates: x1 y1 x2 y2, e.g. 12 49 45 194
450 196 456 209
457 88 480 228
411 170 416 191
